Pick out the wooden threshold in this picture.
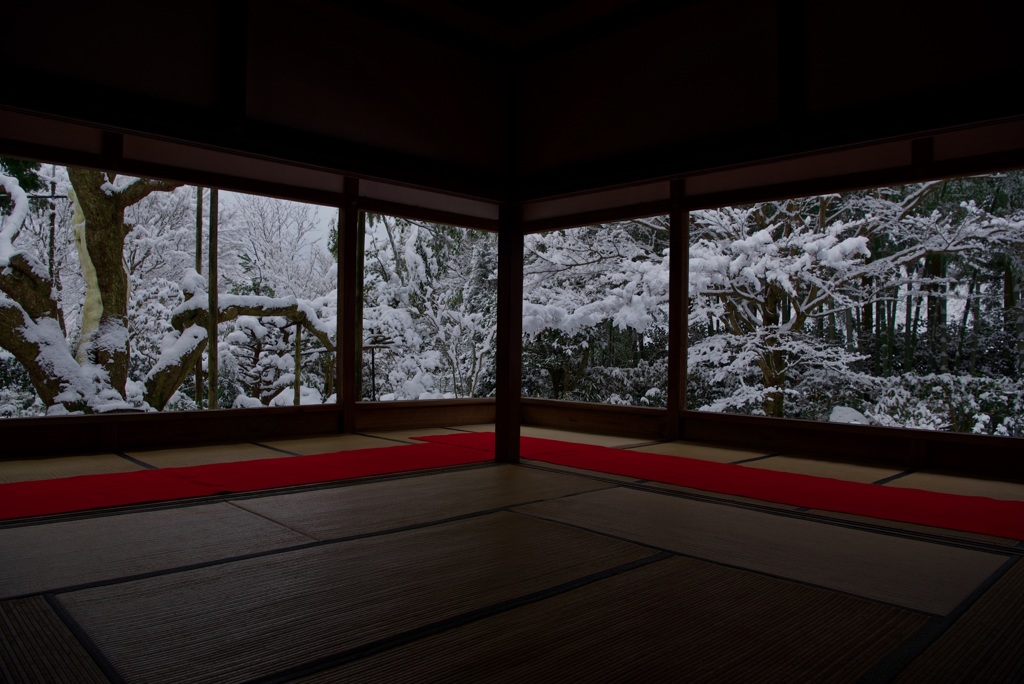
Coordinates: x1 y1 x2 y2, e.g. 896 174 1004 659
680 410 1024 479
1 398 1022 483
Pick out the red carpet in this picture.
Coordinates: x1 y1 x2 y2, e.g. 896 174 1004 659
167 443 490 492
412 433 1024 541
5 432 1024 540
0 470 223 520
0 443 490 521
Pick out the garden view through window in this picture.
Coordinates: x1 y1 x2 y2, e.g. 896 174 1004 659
0 160 338 415
522 220 670 407
1 156 1021 438
359 214 497 401
687 172 1024 436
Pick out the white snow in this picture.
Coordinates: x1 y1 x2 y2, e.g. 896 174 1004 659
0 172 29 266
829 406 871 425
147 325 208 378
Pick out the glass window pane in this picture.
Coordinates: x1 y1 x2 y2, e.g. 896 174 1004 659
0 158 339 416
360 214 497 401
522 218 670 407
214 191 338 408
687 173 1024 436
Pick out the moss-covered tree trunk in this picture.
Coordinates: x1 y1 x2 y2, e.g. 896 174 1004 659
68 168 183 397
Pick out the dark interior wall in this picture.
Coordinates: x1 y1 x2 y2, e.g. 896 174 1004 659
804 1 1021 118
247 0 509 174
5 1 221 109
3 1 1024 201
4 1 225 136
516 0 779 177
514 0 1024 198
4 1 510 194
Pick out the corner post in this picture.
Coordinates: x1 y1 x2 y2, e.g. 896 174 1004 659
665 180 688 440
495 202 524 463
339 177 360 433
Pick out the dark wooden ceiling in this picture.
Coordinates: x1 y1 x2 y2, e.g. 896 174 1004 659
445 0 582 28
3 1 1024 202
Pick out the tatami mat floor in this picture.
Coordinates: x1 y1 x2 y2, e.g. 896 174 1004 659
2 426 1023 682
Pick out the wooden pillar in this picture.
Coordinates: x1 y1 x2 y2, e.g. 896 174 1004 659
207 187 219 410
495 202 524 463
355 211 366 400
195 186 204 404
339 178 360 433
194 187 204 273
293 323 302 406
665 180 687 440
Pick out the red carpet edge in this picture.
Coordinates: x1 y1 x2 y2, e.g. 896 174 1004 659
412 432 1024 541
0 442 490 521
3 433 1022 541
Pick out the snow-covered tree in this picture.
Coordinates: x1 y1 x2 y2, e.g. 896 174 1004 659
688 174 1024 432
0 167 181 412
2 158 1020 437
521 220 670 405
225 193 334 298
362 215 497 400
0 166 339 414
215 193 336 407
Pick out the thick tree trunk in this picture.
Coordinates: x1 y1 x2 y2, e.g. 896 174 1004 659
0 173 85 409
68 174 130 393
0 300 88 410
68 168 183 398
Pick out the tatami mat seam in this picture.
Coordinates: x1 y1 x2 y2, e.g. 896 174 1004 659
614 440 666 449
226 501 321 543
874 469 917 485
519 462 1024 556
521 459 645 484
0 499 233 531
239 551 675 684
509 507 945 618
114 452 159 470
43 594 125 684
5 490 615 601
224 463 498 504
0 462 498 530
854 554 1023 684
249 442 303 456
730 452 784 464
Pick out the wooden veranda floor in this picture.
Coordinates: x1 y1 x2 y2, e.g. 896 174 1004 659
2 426 1023 683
